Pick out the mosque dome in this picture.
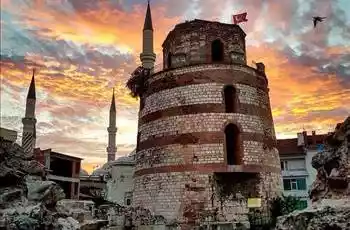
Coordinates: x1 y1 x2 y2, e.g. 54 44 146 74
80 169 89 176
91 167 109 176
91 149 136 177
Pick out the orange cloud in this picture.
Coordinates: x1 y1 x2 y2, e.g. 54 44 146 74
0 55 138 109
247 44 349 137
7 1 180 55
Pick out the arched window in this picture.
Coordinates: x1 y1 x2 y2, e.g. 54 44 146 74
211 39 224 62
224 85 236 113
126 199 131 205
225 123 240 165
167 52 172 68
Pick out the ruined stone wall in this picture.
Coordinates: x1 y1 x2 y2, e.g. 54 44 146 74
133 62 282 226
162 20 247 69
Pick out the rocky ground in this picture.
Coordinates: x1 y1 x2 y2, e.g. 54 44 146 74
275 115 350 230
0 140 108 230
0 140 167 229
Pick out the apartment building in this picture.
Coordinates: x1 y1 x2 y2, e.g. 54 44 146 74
34 148 82 199
277 131 326 208
0 127 18 144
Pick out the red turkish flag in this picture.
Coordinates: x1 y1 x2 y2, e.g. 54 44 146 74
232 12 248 24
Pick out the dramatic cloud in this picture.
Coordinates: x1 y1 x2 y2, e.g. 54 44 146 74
1 0 349 173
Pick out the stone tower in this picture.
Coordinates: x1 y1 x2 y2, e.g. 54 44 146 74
133 20 282 228
140 0 156 70
107 88 117 162
22 69 37 155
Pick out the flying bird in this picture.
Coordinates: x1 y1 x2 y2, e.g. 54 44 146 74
313 16 326 28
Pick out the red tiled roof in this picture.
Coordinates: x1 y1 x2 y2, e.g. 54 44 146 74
277 138 305 155
306 134 327 145
277 133 327 155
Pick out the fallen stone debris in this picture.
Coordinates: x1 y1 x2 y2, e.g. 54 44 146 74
0 140 109 230
0 140 167 229
275 116 350 230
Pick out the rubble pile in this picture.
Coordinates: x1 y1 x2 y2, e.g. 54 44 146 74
276 116 350 230
0 141 107 230
98 204 166 227
0 141 166 229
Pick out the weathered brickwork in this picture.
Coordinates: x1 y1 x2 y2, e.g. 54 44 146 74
236 84 269 109
141 83 223 117
132 172 250 223
133 19 282 227
133 171 282 225
138 113 264 142
162 20 247 68
140 83 270 117
135 144 224 170
139 103 269 127
135 142 280 172
257 172 283 209
137 131 276 153
147 64 262 85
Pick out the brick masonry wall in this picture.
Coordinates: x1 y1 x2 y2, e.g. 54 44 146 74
135 143 280 171
133 21 281 226
147 64 262 85
138 113 264 142
162 20 247 68
140 83 269 117
133 172 249 223
133 171 282 224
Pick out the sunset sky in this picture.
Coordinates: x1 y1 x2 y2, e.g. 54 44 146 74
1 0 349 173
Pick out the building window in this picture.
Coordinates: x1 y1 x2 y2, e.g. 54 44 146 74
167 52 172 68
281 161 288 170
225 123 240 165
283 178 307 191
124 192 133 206
211 39 224 62
223 85 236 113
281 159 306 171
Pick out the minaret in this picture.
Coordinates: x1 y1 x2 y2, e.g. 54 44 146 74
107 89 117 162
22 69 37 155
140 0 156 70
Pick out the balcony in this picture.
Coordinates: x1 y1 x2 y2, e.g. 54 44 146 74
282 169 308 177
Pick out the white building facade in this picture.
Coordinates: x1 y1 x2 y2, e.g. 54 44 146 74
105 155 135 205
278 131 326 208
92 151 135 206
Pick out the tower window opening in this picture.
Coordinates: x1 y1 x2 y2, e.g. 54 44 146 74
224 85 236 113
211 39 224 62
225 123 240 165
167 52 172 68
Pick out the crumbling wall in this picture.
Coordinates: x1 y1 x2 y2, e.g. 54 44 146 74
162 20 247 68
309 116 350 201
